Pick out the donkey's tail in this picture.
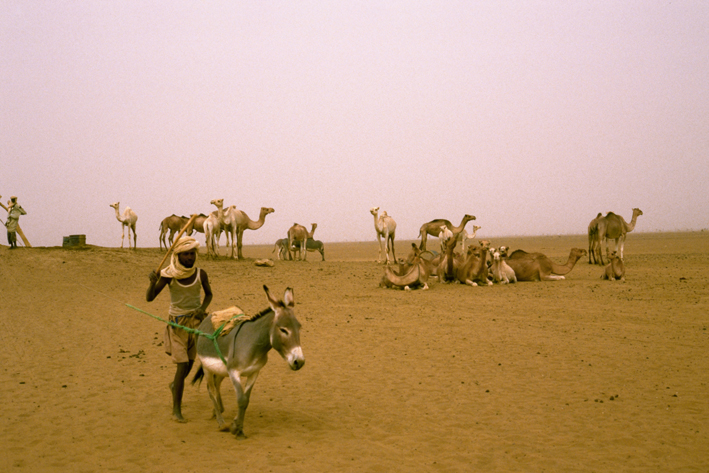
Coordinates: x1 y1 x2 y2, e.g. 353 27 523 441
191 363 205 387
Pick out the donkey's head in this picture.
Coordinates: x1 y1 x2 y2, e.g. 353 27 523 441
264 285 305 371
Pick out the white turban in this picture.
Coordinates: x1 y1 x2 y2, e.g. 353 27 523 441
161 236 200 279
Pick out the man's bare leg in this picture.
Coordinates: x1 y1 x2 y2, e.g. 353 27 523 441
171 360 194 423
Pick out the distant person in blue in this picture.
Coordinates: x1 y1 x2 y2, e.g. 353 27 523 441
5 196 26 249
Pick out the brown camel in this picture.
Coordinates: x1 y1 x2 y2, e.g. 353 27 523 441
454 245 491 286
418 214 476 252
587 212 603 264
506 248 587 281
158 215 194 250
595 208 643 265
287 223 317 261
380 244 431 290
601 251 626 281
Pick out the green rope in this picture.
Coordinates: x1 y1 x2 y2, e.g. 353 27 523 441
124 303 237 365
78 283 237 365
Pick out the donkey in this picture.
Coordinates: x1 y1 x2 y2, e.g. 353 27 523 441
192 285 305 438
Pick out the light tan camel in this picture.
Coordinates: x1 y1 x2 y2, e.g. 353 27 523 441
596 208 643 264
370 207 397 264
506 248 587 281
158 215 194 250
601 251 626 281
418 214 476 252
203 212 221 258
380 244 431 290
438 225 454 254
490 250 516 284
458 225 482 254
287 223 316 261
223 206 275 259
109 202 137 249
211 199 234 255
587 213 604 264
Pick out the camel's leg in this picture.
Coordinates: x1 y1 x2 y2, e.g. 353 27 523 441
376 234 383 263
236 229 244 259
542 274 566 281
132 225 137 249
618 236 626 260
388 234 396 264
120 225 125 248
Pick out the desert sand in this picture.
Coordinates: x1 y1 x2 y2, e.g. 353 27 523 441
1 232 708 472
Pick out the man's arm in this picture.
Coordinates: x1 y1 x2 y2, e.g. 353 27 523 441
146 271 170 302
197 269 213 316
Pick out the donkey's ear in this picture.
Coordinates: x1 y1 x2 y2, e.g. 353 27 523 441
283 287 294 308
264 285 280 311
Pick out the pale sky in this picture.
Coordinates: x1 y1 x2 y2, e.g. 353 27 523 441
2 1 708 248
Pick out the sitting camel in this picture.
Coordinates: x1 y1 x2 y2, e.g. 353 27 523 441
109 202 137 249
380 244 431 290
506 248 587 281
418 214 476 252
370 207 397 264
490 250 516 284
454 245 491 286
436 232 457 284
601 251 626 281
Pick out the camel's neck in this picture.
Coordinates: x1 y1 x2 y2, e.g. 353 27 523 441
627 213 640 232
372 213 382 232
553 252 582 275
113 207 124 222
453 218 470 234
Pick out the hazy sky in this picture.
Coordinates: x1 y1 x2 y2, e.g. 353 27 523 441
2 1 708 248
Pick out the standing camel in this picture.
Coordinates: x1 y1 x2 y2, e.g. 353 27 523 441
418 214 476 252
587 213 603 264
223 206 275 259
287 223 316 261
370 207 396 264
159 215 194 250
596 208 643 265
109 202 137 249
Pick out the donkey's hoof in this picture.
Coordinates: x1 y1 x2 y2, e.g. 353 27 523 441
218 423 230 432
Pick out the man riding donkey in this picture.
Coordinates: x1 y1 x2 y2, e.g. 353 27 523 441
146 236 213 423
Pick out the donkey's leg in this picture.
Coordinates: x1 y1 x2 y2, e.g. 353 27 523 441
228 370 260 439
206 372 229 431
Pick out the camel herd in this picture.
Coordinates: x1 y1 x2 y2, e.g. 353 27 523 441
109 200 641 285
374 207 642 290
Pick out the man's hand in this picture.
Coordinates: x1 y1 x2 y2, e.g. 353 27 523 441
148 270 159 285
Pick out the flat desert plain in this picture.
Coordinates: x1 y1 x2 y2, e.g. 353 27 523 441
1 232 708 472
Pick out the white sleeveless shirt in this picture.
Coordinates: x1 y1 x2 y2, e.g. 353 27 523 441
168 269 202 317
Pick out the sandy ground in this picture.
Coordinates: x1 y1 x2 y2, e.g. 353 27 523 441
1 232 708 472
